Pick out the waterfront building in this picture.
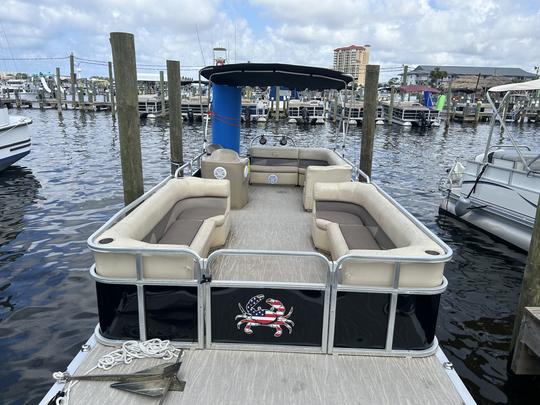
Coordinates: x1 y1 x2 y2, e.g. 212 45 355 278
333 45 370 86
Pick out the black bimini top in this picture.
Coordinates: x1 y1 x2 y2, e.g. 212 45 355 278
199 63 353 90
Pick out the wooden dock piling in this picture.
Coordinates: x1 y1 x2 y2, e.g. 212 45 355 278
333 91 338 123
400 65 408 101
445 82 453 126
15 90 21 109
56 67 63 116
39 89 44 110
360 65 380 180
78 88 84 109
70 53 76 108
166 60 183 175
275 86 280 121
110 32 144 205
510 197 540 374
388 87 395 125
108 61 116 118
475 101 481 123
159 70 166 117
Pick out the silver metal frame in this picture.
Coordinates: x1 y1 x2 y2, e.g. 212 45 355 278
174 151 205 177
204 249 333 354
87 176 206 348
87 152 453 357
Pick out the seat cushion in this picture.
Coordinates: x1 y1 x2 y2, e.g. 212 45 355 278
316 201 377 226
317 210 364 225
367 226 396 250
178 206 224 220
250 157 298 166
158 219 203 245
339 225 381 250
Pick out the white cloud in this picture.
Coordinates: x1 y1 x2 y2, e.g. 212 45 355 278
0 0 538 80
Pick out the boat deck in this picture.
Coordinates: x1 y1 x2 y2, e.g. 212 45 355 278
211 185 328 284
63 340 464 405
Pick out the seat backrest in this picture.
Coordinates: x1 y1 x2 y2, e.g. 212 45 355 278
249 146 299 160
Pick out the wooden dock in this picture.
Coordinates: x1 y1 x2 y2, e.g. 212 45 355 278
511 307 540 374
0 98 111 111
53 340 469 405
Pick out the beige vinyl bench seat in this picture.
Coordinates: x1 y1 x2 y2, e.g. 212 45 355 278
316 201 396 250
249 146 352 210
312 182 445 288
94 177 231 280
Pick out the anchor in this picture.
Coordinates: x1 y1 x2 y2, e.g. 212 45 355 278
58 351 185 403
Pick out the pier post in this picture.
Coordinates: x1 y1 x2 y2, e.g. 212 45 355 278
55 67 63 116
70 53 76 109
166 60 183 175
510 198 540 374
360 65 380 180
92 81 97 109
86 79 94 107
445 81 453 126
159 70 166 117
78 88 84 110
39 89 44 110
400 65 408 101
388 87 395 125
110 32 144 205
15 90 21 109
108 61 116 118
333 91 338 123
475 101 481 123
275 86 280 121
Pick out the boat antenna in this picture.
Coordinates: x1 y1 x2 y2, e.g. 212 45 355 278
195 25 206 66
0 23 18 72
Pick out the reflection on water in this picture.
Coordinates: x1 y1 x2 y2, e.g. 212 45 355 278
0 109 539 404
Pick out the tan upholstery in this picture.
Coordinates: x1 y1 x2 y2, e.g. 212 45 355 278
248 146 299 185
94 177 230 279
202 148 249 209
247 146 352 208
302 165 352 210
312 182 444 288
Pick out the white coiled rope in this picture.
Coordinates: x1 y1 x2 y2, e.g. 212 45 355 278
54 339 182 405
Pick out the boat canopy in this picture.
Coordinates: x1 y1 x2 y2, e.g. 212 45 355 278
199 63 353 90
488 78 540 92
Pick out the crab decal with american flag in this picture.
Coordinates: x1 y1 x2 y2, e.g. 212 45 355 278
235 294 294 337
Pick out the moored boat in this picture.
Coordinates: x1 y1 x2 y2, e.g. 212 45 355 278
0 108 32 172
42 63 474 405
439 79 540 251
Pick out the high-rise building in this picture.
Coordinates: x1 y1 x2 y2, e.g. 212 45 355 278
333 45 371 86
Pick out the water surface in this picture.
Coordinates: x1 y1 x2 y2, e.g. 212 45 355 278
1 109 539 404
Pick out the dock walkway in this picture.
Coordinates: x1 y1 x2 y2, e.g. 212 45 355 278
65 341 464 404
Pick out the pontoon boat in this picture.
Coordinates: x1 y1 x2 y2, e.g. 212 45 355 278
42 63 473 405
439 79 540 251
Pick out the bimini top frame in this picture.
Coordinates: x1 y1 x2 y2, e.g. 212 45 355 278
483 78 540 171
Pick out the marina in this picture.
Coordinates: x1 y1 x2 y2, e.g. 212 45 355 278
1 4 540 403
1 94 539 405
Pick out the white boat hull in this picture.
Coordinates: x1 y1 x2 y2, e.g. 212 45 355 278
439 158 540 251
0 114 32 172
440 190 532 251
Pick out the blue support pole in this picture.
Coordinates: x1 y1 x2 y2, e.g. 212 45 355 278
211 84 241 152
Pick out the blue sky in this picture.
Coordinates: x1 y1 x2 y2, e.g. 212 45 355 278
1 0 539 80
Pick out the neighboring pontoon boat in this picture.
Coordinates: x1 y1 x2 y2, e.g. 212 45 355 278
0 108 32 172
439 79 540 251
43 63 473 405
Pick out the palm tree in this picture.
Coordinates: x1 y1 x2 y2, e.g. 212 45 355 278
429 67 448 87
